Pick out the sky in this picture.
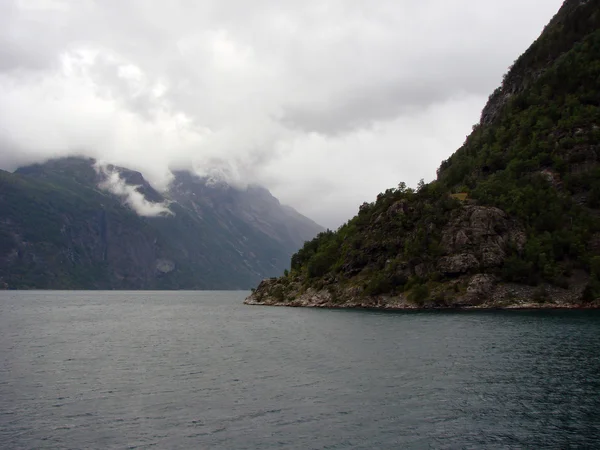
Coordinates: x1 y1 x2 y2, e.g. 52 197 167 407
0 0 564 228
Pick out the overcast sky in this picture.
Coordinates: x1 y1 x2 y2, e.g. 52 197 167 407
0 0 564 228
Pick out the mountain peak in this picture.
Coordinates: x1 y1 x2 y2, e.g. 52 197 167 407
0 157 323 289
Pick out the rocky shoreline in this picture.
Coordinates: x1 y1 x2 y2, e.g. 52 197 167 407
244 275 600 310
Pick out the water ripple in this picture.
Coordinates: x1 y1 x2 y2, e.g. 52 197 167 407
1 291 599 449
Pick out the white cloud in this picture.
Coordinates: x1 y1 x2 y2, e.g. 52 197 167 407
0 0 565 228
95 164 172 217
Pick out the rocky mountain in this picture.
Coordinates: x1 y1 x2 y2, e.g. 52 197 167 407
246 0 600 309
0 157 322 289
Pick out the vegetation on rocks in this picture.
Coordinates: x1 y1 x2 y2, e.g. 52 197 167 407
247 0 600 309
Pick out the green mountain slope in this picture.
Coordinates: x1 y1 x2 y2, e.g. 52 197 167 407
0 157 322 289
246 0 600 309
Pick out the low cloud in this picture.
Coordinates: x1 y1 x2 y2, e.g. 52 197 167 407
95 164 172 217
0 0 564 228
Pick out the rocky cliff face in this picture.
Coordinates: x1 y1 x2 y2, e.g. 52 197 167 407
0 157 322 289
246 0 600 309
246 201 595 310
168 171 320 254
436 206 526 276
480 0 595 126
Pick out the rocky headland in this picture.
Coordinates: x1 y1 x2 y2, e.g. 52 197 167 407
246 0 600 310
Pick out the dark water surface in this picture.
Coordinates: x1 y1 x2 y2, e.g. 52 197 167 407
1 292 599 449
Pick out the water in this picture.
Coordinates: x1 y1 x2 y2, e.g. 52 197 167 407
1 292 599 449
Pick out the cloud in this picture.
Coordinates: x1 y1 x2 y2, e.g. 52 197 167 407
0 0 564 228
95 163 172 217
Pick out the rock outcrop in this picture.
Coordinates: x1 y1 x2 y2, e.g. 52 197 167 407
245 271 598 310
480 0 594 125
245 0 600 310
437 206 526 275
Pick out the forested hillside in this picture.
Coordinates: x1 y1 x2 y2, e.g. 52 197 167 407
246 0 600 308
0 158 322 289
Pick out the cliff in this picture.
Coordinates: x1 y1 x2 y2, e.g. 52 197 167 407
0 157 322 289
246 0 600 309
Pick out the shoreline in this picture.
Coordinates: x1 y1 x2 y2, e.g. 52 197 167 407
244 299 600 311
244 272 600 311
244 277 600 311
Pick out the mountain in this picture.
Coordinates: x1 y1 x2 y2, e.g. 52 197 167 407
0 157 322 289
246 0 600 309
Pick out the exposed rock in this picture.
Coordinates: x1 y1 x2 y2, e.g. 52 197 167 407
155 259 175 274
414 263 430 278
480 0 593 126
437 206 525 275
245 271 599 310
539 169 562 188
438 253 479 275
464 274 497 304
387 200 408 217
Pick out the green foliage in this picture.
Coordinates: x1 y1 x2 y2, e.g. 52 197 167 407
532 286 550 303
289 178 460 290
407 284 430 305
280 4 600 302
502 256 536 285
1 158 309 290
363 272 393 296
0 229 15 256
582 256 600 302
272 285 285 301
437 24 600 285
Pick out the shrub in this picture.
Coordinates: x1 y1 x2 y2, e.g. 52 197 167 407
532 286 550 303
408 284 430 305
272 285 284 301
363 273 393 296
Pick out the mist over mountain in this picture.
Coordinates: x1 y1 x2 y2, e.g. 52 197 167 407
0 0 563 228
0 157 322 289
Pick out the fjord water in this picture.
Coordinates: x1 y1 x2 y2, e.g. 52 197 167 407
1 292 599 449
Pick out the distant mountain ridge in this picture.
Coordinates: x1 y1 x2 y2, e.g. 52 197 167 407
0 157 323 289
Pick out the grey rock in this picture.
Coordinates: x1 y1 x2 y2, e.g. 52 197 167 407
438 253 480 275
438 205 526 275
155 259 175 274
465 274 497 303
387 200 408 217
414 263 429 278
